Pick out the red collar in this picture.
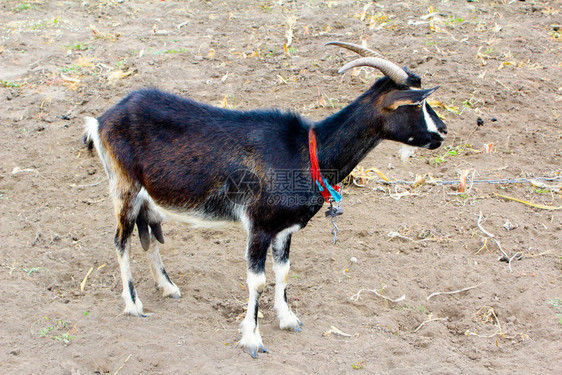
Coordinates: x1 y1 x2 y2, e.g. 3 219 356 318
308 128 342 203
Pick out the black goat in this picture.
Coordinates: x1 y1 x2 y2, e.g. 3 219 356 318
83 42 447 358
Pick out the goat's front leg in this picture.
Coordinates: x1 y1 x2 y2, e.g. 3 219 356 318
272 226 303 332
239 229 272 358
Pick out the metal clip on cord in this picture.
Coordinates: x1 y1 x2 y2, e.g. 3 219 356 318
324 185 344 244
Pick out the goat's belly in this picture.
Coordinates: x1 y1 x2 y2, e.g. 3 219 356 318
139 179 247 229
139 187 246 230
155 205 240 230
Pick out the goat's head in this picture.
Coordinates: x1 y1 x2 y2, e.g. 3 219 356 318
327 41 447 150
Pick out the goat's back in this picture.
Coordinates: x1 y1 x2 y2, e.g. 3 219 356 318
93 89 310 211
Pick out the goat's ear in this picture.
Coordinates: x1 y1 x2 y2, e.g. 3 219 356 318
383 86 439 110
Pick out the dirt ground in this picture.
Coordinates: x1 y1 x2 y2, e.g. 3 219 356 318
1 0 561 374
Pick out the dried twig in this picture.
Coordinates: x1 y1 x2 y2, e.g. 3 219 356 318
80 266 94 292
70 177 106 188
61 74 80 83
414 317 448 333
476 212 496 239
31 231 41 247
284 16 298 48
387 231 441 243
426 282 484 301
507 252 523 264
9 261 18 276
388 185 418 200
323 325 352 337
350 286 405 303
113 354 132 375
475 237 488 254
477 212 508 255
476 212 523 271
12 167 36 175
494 193 562 210
465 306 503 338
177 21 189 29
525 249 553 258
387 231 414 241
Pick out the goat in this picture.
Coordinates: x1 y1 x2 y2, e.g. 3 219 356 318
83 42 447 358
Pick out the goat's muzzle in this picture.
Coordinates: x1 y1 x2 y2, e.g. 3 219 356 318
426 132 446 150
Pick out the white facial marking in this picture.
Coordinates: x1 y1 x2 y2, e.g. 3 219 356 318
408 137 414 142
422 100 440 135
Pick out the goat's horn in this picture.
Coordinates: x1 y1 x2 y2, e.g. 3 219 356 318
324 41 382 58
337 57 409 85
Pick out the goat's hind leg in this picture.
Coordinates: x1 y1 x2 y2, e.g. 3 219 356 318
113 190 146 317
145 240 181 299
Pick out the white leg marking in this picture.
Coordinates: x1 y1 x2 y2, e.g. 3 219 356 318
239 272 267 358
236 205 251 234
116 246 144 316
273 260 302 331
272 225 300 248
146 242 181 299
272 225 302 332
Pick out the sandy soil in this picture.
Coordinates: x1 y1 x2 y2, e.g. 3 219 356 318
1 0 561 374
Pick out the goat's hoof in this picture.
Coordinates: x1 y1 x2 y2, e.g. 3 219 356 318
163 288 182 299
123 308 147 318
242 345 258 359
242 344 268 358
279 312 303 332
280 322 303 332
239 334 267 358
122 299 145 317
161 282 181 299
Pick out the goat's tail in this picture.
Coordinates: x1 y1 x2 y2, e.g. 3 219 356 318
83 117 114 179
83 117 99 153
